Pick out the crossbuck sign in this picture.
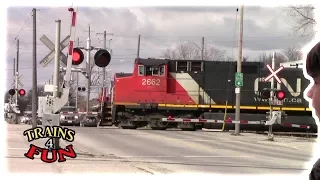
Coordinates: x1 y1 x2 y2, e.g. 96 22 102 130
39 35 70 68
11 74 23 88
264 64 284 84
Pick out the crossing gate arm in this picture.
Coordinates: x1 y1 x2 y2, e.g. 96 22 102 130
161 117 311 129
161 117 262 125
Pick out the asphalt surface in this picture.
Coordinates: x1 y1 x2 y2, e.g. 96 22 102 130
5 124 316 175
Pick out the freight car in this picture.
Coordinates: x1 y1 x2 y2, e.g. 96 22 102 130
100 58 315 132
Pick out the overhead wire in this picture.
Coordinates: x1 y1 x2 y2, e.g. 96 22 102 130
6 10 33 56
222 6 239 131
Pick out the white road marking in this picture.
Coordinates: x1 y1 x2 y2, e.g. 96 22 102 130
7 148 29 151
115 155 253 158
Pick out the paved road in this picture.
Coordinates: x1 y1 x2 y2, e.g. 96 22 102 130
5 124 316 175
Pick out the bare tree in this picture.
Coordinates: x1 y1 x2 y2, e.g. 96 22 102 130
258 52 287 67
204 45 226 61
161 44 226 61
282 46 303 61
285 5 316 37
242 56 249 62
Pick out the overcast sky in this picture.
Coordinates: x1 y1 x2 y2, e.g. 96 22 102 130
5 6 311 97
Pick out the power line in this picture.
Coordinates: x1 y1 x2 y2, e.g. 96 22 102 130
6 10 33 56
6 28 307 39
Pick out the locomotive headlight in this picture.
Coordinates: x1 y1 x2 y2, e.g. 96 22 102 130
61 115 65 119
75 116 78 119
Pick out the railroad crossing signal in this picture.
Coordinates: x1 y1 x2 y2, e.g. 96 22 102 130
259 89 270 99
72 48 84 65
275 90 285 100
8 89 15 96
264 64 284 84
18 89 26 96
78 87 86 92
8 88 26 96
72 48 112 68
11 75 23 88
94 49 111 67
235 72 243 87
39 35 70 67
258 89 286 101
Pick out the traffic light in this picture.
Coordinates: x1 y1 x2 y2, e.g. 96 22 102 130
258 89 270 99
8 89 15 96
72 48 84 65
275 90 285 100
18 89 26 96
78 87 86 92
94 49 111 67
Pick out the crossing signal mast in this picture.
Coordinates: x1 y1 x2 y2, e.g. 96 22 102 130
39 7 112 149
259 53 287 141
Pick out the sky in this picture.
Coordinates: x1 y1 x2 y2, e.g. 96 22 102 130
5 6 311 98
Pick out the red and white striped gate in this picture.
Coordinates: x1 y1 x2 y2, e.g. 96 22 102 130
161 117 310 129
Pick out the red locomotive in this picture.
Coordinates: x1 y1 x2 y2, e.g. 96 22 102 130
101 58 315 132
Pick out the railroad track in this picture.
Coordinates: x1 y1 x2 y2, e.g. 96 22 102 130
254 131 318 138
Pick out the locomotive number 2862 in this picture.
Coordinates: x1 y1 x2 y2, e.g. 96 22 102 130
142 78 161 86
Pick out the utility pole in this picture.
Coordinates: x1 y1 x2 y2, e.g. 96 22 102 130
15 40 19 106
32 8 38 128
201 37 204 60
137 34 141 58
96 31 113 111
234 5 244 135
86 25 91 112
13 58 15 77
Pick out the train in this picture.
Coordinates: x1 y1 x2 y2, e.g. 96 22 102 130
99 58 316 132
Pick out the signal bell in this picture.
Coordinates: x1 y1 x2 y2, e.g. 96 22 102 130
72 48 84 65
94 49 111 67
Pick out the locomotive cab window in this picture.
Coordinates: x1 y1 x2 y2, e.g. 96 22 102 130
176 61 188 71
138 65 145 76
152 67 159 76
145 66 158 76
144 65 166 76
159 65 165 76
190 61 203 72
145 66 152 76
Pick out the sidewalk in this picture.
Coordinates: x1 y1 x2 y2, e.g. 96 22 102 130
6 124 59 173
201 129 317 153
5 124 156 173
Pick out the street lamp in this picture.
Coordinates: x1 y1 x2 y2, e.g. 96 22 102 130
182 38 204 60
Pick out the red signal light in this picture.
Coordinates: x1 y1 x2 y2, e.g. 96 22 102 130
72 48 84 65
18 89 26 96
275 90 285 100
